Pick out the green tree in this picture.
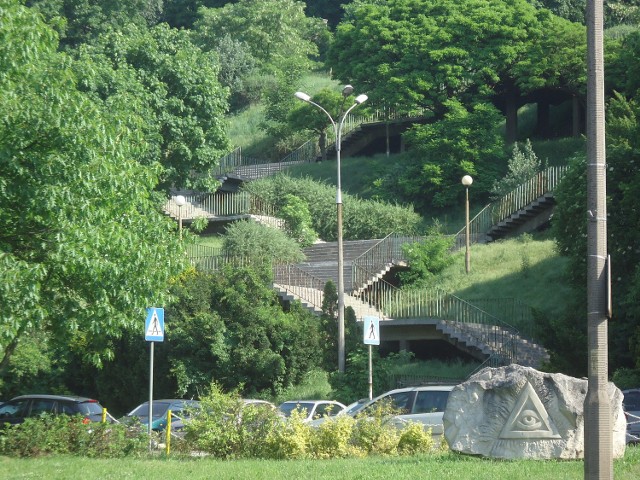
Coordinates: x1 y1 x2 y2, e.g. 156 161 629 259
287 88 349 162
0 1 187 374
71 23 230 191
26 0 165 48
398 100 506 212
399 227 455 287
208 264 323 395
279 194 318 247
491 139 542 197
329 0 556 114
550 92 640 375
193 0 319 78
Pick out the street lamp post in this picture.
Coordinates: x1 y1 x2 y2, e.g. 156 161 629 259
461 175 473 274
295 86 368 373
174 195 186 240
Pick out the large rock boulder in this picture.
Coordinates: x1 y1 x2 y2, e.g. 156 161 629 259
443 364 626 459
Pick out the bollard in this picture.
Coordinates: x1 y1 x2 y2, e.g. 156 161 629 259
102 408 107 423
166 409 172 455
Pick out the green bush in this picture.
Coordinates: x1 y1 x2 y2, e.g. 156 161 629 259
397 423 435 455
399 228 455 287
221 219 305 264
350 401 400 456
244 175 421 241
263 409 312 459
183 384 283 459
309 414 361 459
0 415 148 458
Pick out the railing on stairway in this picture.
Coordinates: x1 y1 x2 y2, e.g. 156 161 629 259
165 191 281 221
355 272 519 365
351 233 423 294
210 107 431 176
272 263 327 312
453 165 569 248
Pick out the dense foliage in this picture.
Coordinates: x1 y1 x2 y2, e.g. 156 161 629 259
548 91 640 376
0 415 148 458
0 1 187 376
244 175 422 240
71 23 230 191
181 383 439 459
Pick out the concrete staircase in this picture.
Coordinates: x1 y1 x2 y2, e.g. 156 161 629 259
298 239 382 293
486 193 556 241
432 319 549 369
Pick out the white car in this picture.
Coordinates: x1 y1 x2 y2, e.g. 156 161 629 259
277 400 346 422
622 388 640 444
311 385 455 437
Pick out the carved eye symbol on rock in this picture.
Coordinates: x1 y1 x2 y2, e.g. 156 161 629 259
515 409 543 431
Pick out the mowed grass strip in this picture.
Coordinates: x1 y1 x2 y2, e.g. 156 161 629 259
2 448 639 480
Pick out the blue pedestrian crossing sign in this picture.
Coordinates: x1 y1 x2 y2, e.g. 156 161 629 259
145 308 165 342
363 316 380 346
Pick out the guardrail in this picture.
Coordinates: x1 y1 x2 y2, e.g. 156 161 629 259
272 263 326 311
351 233 423 294
165 191 281 221
453 165 569 248
354 269 519 365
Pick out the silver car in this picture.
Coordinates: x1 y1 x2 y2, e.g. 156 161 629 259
356 385 455 436
622 388 640 444
277 400 346 422
309 385 455 437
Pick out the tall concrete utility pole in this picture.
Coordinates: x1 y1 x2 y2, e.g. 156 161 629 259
584 0 612 478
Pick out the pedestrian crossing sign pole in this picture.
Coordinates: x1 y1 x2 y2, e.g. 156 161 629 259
145 307 164 445
363 316 380 400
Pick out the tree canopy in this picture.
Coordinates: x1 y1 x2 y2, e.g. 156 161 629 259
71 22 230 191
328 0 585 115
0 0 187 372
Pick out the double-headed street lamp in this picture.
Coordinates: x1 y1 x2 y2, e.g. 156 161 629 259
295 85 368 373
461 175 473 274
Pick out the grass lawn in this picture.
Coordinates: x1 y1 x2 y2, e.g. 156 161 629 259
2 448 639 479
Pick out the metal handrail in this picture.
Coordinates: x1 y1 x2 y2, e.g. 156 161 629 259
272 263 327 312
165 191 283 222
354 271 519 365
453 165 569 248
351 233 424 294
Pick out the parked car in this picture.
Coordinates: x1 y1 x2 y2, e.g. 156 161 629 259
342 398 369 417
310 385 456 437
122 399 200 432
622 388 640 444
277 400 346 422
0 394 113 426
242 399 276 409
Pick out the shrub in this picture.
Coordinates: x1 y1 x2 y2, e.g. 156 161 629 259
350 401 400 456
279 194 318 247
183 383 283 459
263 409 312 459
397 423 435 455
399 227 455 287
221 219 304 264
244 175 421 241
309 415 361 459
0 415 148 458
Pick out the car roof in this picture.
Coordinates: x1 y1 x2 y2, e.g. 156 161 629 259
365 385 457 404
10 394 97 403
279 400 344 405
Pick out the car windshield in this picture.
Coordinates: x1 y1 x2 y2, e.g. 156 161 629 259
345 400 367 416
129 402 172 418
278 402 314 418
624 391 640 411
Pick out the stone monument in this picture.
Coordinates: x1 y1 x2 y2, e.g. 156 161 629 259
443 364 626 459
